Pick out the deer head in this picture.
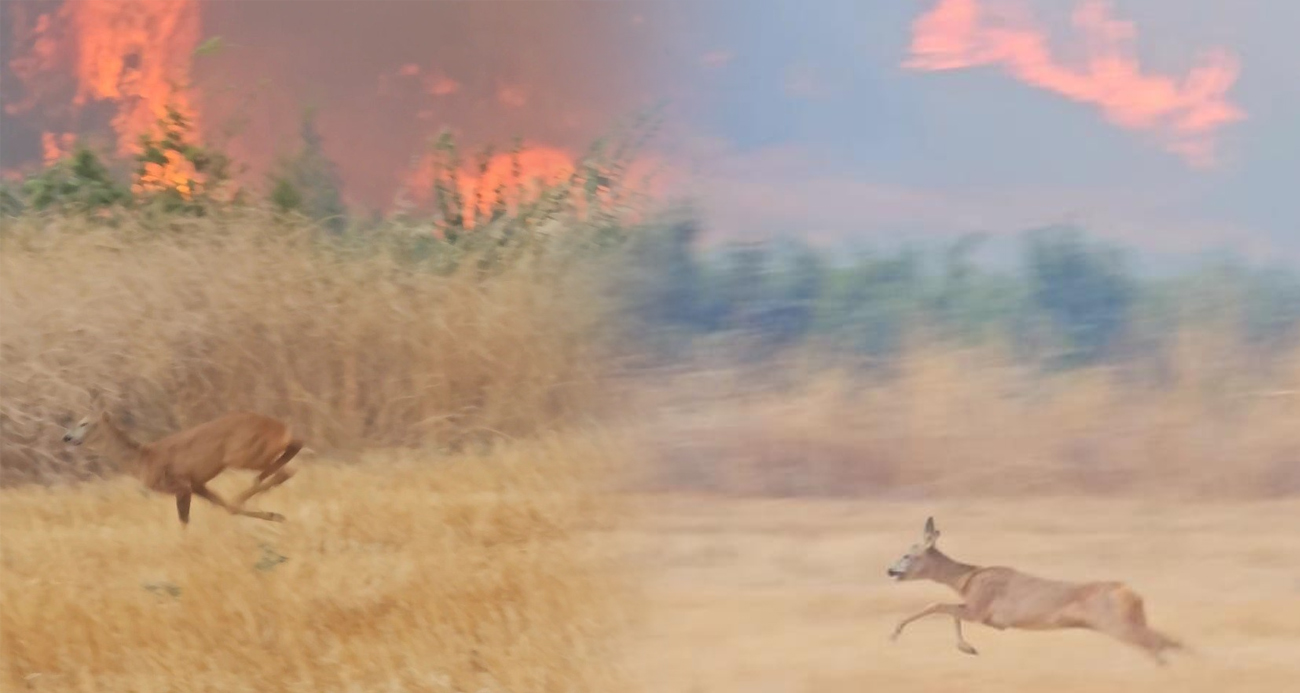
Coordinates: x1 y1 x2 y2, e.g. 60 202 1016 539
62 411 110 446
887 516 942 581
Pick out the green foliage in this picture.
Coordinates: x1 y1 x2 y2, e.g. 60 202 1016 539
21 146 129 214
269 176 304 214
133 104 234 215
1024 225 1135 365
14 104 1295 380
267 109 348 232
623 220 1300 373
0 183 23 216
193 36 225 57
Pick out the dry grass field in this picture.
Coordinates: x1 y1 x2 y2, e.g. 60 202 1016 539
0 213 613 484
0 433 630 693
620 495 1300 693
6 473 1299 692
4 211 1299 693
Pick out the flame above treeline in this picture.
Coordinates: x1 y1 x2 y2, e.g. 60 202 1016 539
403 142 669 228
3 0 666 212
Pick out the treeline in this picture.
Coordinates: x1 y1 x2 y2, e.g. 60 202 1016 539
6 104 1298 380
0 104 662 247
623 215 1300 372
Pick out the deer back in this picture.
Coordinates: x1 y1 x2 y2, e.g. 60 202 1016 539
147 412 294 484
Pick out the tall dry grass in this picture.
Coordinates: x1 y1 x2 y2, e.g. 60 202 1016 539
0 430 633 693
0 210 618 484
633 335 1300 498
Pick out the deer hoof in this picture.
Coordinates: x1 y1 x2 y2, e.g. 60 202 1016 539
266 512 286 522
958 642 978 656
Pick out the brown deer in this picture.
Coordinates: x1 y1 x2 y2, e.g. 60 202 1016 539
886 517 1187 665
62 409 304 527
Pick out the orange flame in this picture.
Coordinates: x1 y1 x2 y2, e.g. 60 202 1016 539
904 0 1245 167
67 0 202 156
41 132 78 165
8 0 201 186
132 148 202 198
404 145 575 226
403 143 669 227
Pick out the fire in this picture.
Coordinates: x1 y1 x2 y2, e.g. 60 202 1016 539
7 0 202 188
41 132 78 165
403 143 670 228
132 148 202 199
66 0 202 156
405 144 575 226
904 0 1245 167
6 2 664 213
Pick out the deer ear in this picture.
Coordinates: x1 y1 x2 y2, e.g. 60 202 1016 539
87 386 106 410
924 517 939 545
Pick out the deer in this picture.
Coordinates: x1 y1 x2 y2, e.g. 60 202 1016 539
62 408 304 527
886 517 1187 665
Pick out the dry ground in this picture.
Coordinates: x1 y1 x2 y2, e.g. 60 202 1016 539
5 450 1299 693
620 495 1300 693
0 435 627 693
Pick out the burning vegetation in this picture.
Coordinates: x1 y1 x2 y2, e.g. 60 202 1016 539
2 0 663 213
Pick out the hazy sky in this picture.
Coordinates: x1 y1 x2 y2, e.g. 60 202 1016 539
665 0 1300 265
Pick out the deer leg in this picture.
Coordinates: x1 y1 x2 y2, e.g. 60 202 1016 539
954 618 979 655
1096 624 1180 666
192 484 285 522
1083 611 1176 666
892 603 977 654
232 442 301 507
176 492 192 527
232 468 295 507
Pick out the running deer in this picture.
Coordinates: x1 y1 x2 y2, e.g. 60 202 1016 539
62 409 304 527
886 517 1187 665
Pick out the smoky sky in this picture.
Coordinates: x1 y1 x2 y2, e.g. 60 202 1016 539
2 0 1297 263
195 0 671 209
1 0 675 208
675 0 1300 264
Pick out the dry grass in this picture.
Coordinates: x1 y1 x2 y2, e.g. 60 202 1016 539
633 341 1300 498
0 430 632 693
620 495 1300 693
0 211 615 483
5 202 1299 693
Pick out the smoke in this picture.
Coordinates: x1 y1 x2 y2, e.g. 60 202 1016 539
904 0 1245 167
1 0 668 209
4 0 200 160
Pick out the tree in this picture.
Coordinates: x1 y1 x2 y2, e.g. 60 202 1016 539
1024 225 1135 365
134 104 234 215
622 208 708 329
268 108 348 232
22 145 129 214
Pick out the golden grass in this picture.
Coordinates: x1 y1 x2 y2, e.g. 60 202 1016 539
620 495 1300 693
5 203 1299 693
0 430 631 693
0 211 614 483
632 341 1300 498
